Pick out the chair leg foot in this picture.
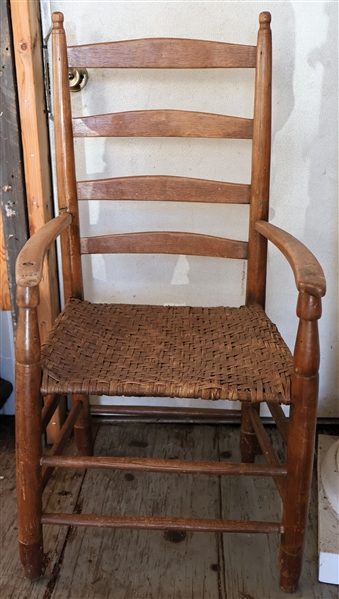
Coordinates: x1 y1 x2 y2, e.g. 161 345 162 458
19 540 44 581
279 548 302 593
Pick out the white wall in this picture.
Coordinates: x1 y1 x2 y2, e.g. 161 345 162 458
41 0 338 416
0 311 15 414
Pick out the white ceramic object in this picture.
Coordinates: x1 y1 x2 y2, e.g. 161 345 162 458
318 435 339 585
321 439 339 516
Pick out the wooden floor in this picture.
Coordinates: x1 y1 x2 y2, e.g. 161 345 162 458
0 416 337 599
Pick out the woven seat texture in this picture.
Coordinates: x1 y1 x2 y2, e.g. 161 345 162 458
41 298 293 403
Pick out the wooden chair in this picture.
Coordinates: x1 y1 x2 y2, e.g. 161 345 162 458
15 11 326 592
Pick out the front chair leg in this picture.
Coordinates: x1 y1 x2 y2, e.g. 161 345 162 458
279 294 321 592
240 402 261 462
16 286 44 580
279 374 318 591
72 394 93 456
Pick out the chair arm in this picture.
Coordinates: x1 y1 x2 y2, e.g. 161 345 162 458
16 212 72 287
255 220 326 298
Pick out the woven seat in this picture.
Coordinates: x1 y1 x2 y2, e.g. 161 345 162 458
15 11 326 592
41 299 292 402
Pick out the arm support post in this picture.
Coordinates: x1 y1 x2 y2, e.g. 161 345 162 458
15 285 43 580
280 292 322 591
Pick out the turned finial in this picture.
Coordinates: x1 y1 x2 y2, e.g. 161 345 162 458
52 12 64 29
259 12 271 29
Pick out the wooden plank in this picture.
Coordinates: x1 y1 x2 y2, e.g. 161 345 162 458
77 176 251 204
49 423 226 598
80 231 248 259
67 37 257 69
72 110 253 139
0 0 29 322
221 426 336 599
10 0 63 441
0 210 11 310
1 420 337 598
0 417 93 599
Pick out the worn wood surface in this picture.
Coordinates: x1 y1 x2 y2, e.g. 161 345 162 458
0 0 28 321
72 110 253 139
77 176 251 204
0 210 11 310
255 220 326 298
1 418 337 599
67 37 257 69
80 231 248 260
246 11 272 309
52 12 83 304
10 0 60 337
0 417 92 598
10 0 63 441
16 212 72 288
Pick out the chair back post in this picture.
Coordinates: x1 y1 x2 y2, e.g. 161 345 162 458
52 12 83 302
246 12 272 308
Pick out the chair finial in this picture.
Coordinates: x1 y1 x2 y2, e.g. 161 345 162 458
259 12 271 29
52 12 64 29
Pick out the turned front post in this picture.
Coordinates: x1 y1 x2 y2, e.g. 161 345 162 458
279 292 322 592
15 285 43 580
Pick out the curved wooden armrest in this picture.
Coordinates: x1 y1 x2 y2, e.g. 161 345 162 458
16 212 72 287
255 220 326 298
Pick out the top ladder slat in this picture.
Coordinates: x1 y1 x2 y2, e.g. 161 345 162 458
67 38 257 69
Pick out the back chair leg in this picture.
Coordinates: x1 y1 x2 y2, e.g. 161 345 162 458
240 402 261 462
279 374 318 592
72 394 93 456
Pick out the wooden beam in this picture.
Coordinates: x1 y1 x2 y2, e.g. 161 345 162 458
0 0 29 320
0 211 11 310
10 0 63 441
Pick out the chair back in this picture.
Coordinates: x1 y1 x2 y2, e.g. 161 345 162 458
51 11 272 308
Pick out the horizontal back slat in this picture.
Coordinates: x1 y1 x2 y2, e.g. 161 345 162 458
68 38 257 69
77 176 251 204
80 232 248 260
73 110 253 139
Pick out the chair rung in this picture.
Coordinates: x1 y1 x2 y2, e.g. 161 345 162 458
41 455 287 477
41 513 282 534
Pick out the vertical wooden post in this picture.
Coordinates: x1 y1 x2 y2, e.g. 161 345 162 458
10 0 64 440
242 11 272 451
52 12 83 302
52 12 92 456
279 292 321 592
246 11 272 308
1 0 29 324
15 284 43 580
0 211 11 310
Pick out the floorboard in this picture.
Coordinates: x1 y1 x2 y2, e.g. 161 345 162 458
0 416 337 599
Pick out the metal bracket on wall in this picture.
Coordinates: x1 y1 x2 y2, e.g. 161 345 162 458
69 68 88 92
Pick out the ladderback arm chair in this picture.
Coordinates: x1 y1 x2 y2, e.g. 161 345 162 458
15 11 326 592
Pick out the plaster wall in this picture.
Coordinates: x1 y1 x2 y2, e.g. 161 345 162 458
40 0 338 416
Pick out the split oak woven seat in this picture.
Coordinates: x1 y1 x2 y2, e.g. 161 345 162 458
41 300 292 402
15 11 326 593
